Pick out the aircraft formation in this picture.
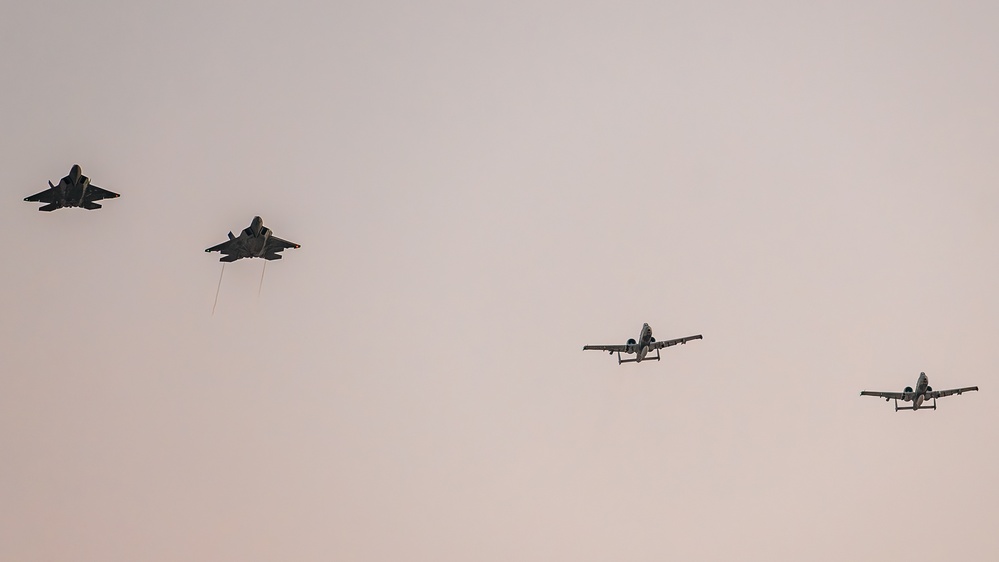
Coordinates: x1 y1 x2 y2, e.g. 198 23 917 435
24 164 981 413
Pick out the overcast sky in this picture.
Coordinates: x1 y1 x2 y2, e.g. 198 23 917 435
2 1 998 560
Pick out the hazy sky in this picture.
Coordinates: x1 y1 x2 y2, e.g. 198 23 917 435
2 1 998 560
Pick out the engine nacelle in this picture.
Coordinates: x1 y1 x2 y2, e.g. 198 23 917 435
925 385 932 393
903 386 913 401
627 338 637 346
650 337 656 343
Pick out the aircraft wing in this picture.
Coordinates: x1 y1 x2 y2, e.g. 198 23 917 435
583 344 632 353
860 390 910 400
86 184 120 201
650 334 703 350
927 386 979 399
265 236 301 253
205 239 237 254
24 188 56 203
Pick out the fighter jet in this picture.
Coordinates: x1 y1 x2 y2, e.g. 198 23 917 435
24 164 120 211
205 216 300 262
583 323 702 364
860 372 978 411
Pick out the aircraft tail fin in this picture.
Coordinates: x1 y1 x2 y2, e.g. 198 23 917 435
228 231 236 240
48 181 56 188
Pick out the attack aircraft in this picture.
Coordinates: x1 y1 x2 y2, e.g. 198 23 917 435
860 372 978 411
24 164 120 211
205 216 301 262
583 323 702 364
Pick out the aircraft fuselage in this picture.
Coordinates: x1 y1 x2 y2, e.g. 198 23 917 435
634 323 654 362
237 216 273 257
910 372 930 410
52 165 93 208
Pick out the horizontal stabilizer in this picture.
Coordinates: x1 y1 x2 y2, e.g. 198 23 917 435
263 254 283 260
38 203 60 212
220 254 240 262
895 400 936 412
618 356 661 364
81 201 102 210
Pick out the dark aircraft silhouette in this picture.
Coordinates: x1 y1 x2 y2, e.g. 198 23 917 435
24 164 120 211
205 216 300 262
584 323 703 364
861 371 979 411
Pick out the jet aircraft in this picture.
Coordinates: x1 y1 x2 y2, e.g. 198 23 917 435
860 372 978 411
24 164 120 211
205 216 300 262
583 323 702 364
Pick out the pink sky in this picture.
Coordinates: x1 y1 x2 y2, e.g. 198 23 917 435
2 1 998 560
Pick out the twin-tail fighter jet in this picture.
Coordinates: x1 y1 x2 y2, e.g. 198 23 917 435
24 164 120 211
205 216 301 262
860 372 978 411
583 323 702 364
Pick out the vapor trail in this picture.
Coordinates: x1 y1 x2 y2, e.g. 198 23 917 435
258 261 267 299
212 263 226 316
